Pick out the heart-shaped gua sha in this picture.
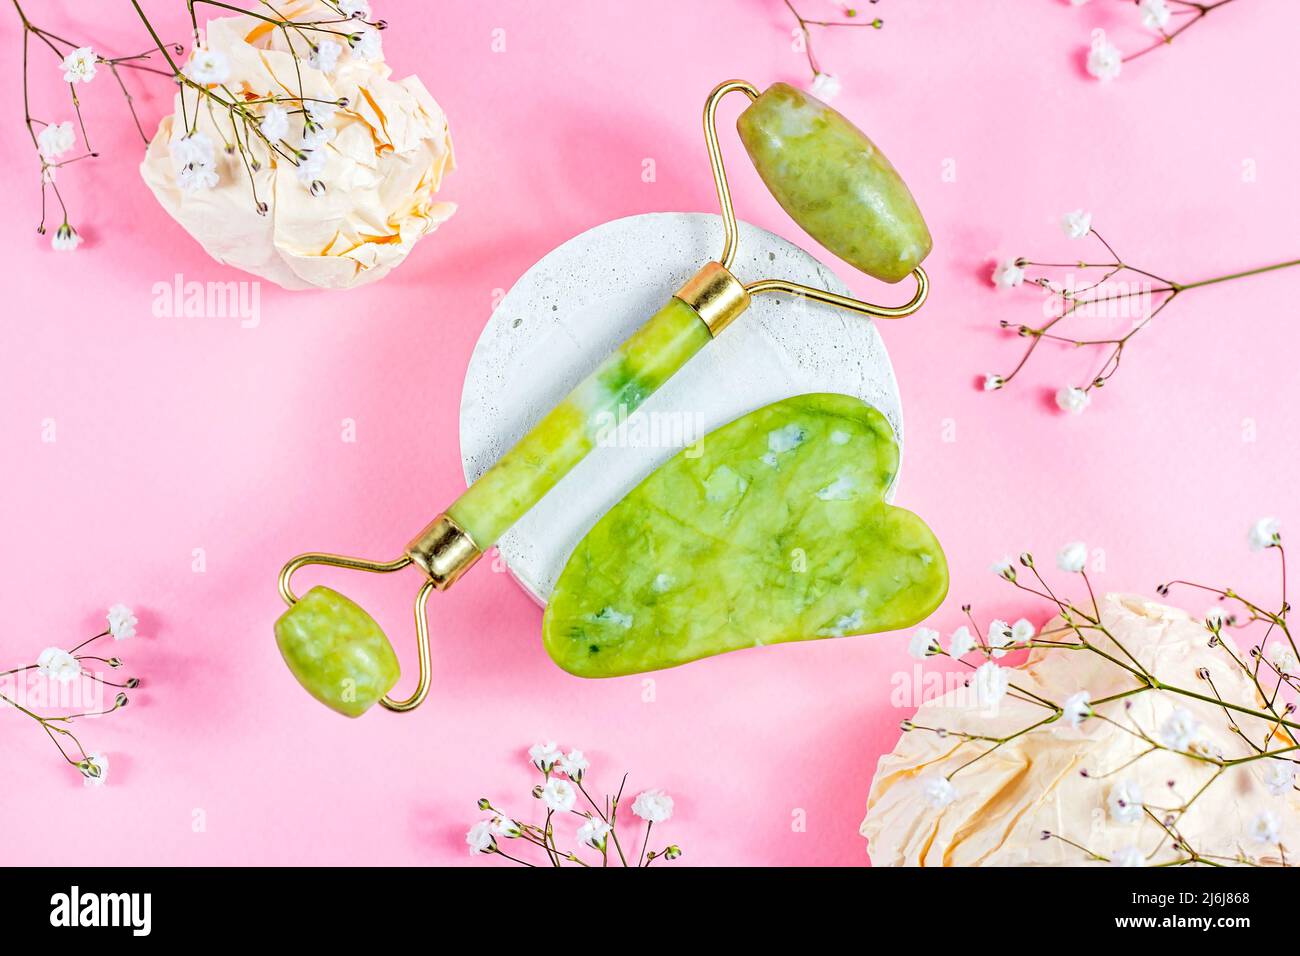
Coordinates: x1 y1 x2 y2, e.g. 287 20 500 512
543 393 948 677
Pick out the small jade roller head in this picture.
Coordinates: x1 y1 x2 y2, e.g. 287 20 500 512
275 515 479 717
736 82 932 284
274 586 400 718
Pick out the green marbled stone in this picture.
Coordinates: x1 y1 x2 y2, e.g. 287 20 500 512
274 585 400 717
737 82 931 284
450 298 710 549
542 393 947 677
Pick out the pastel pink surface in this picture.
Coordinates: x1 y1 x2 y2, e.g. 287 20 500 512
3 0 1297 866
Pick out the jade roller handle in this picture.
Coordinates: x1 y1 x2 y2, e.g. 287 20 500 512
427 263 750 568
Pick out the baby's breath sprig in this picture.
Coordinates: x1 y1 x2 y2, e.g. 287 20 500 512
1081 1 1243 83
0 605 142 786
1124 0 1241 65
467 743 681 867
906 519 1297 866
985 213 1300 413
11 0 178 251
783 0 883 100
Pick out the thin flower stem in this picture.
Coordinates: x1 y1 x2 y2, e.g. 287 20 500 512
948 713 1060 779
782 0 882 79
1122 0 1240 65
638 821 653 867
491 845 535 866
69 629 110 654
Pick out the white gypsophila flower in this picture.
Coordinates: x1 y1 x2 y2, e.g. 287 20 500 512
178 162 219 194
1111 845 1145 867
1063 691 1091 728
1070 0 1091 5
948 626 976 660
1248 517 1280 552
1204 606 1229 628
576 816 613 849
541 778 576 813
986 619 1012 658
972 661 1010 708
82 752 109 788
172 131 219 193
1055 386 1091 415
491 816 522 839
1267 640 1299 676
991 258 1024 289
465 820 495 854
557 749 589 779
1060 209 1092 239
1086 31 1122 82
37 121 75 159
1108 778 1143 824
982 374 1004 392
632 788 674 823
1249 810 1281 845
294 147 327 186
991 556 1015 580
259 104 290 143
172 131 216 170
302 124 336 151
1010 618 1035 645
1158 706 1200 751
107 604 137 640
37 647 81 684
60 46 98 84
1188 737 1223 761
183 46 231 85
339 0 371 17
350 27 383 61
809 72 842 102
908 627 940 660
309 39 343 73
922 774 957 809
1139 0 1172 31
51 223 82 252
1057 541 1088 573
529 740 561 771
1263 761 1295 797
305 99 340 125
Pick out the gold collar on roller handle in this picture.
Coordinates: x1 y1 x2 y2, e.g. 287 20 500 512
276 79 931 716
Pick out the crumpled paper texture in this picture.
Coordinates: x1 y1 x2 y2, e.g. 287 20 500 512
140 1 455 290
862 593 1298 865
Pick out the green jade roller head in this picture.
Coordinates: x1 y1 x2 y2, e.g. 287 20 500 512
275 79 934 717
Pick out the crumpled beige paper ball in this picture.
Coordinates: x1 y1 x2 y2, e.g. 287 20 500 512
140 1 454 290
862 594 1298 865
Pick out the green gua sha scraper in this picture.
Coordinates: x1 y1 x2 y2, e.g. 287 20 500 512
543 394 947 677
275 79 933 716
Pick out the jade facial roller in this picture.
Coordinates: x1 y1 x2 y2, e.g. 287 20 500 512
275 79 933 717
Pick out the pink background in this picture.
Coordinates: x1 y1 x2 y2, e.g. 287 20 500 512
4 0 1298 866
